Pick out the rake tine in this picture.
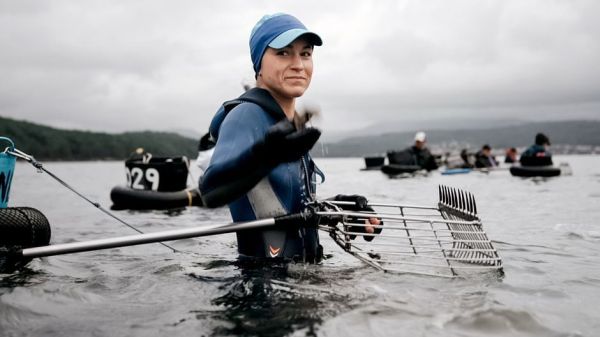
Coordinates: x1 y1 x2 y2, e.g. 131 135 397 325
467 193 472 214
466 192 473 214
444 186 449 205
452 188 458 209
455 188 461 210
469 192 475 215
456 188 461 210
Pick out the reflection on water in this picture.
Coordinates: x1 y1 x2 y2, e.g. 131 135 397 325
443 307 560 336
191 259 349 337
0 267 43 291
2 156 600 336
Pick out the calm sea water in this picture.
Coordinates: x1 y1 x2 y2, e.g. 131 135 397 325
1 156 599 337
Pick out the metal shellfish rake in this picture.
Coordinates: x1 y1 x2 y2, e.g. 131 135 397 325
0 151 503 278
317 185 503 278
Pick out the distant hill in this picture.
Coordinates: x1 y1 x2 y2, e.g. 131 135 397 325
0 116 197 161
2 116 598 160
315 120 600 157
322 117 527 142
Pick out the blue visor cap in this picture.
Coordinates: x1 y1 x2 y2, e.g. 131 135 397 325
250 13 323 74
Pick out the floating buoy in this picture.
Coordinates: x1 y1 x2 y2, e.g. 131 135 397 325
381 164 422 176
509 165 561 177
111 154 203 210
0 207 51 272
110 186 202 210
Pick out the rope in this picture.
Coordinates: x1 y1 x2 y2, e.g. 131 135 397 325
6 148 180 253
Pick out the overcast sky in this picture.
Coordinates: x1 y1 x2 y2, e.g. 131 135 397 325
1 0 599 137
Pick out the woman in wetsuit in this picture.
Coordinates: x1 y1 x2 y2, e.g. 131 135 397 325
200 13 325 262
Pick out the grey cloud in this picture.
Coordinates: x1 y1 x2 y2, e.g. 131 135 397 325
1 1 599 136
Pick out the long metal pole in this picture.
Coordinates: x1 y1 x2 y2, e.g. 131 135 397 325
8 148 179 252
21 218 276 258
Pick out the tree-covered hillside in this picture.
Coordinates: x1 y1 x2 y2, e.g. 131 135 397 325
2 116 599 160
0 116 197 161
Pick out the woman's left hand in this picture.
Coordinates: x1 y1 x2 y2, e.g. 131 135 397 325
330 194 384 241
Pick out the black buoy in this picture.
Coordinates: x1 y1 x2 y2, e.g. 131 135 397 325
509 165 561 178
0 207 51 272
110 154 203 210
110 186 202 210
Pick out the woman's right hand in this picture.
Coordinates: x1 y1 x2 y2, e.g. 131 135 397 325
253 119 321 165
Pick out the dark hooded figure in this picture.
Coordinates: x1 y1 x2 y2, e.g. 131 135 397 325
474 144 498 168
520 133 553 166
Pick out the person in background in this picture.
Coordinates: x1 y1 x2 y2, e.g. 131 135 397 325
504 147 518 164
201 13 380 264
460 149 474 168
474 144 498 168
408 131 438 171
127 147 152 163
128 147 145 161
520 133 553 166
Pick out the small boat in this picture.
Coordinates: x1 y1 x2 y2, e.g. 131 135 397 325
381 150 426 177
509 165 561 177
110 186 201 210
110 153 203 210
362 156 385 171
441 166 509 175
441 168 473 175
381 164 423 176
387 150 413 165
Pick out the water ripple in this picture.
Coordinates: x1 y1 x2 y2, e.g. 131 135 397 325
4 157 600 336
440 307 574 337
554 223 600 241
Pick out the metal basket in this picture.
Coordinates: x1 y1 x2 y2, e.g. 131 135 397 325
317 185 503 278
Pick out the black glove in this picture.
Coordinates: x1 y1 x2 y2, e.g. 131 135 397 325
332 194 383 241
201 120 319 208
252 120 321 166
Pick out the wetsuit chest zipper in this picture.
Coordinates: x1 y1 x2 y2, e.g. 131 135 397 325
299 155 314 262
301 155 313 201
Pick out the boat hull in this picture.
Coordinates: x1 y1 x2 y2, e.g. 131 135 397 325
110 185 202 210
363 156 385 170
509 165 561 177
381 164 422 176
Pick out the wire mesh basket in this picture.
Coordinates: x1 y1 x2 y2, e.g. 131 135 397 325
317 185 503 278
